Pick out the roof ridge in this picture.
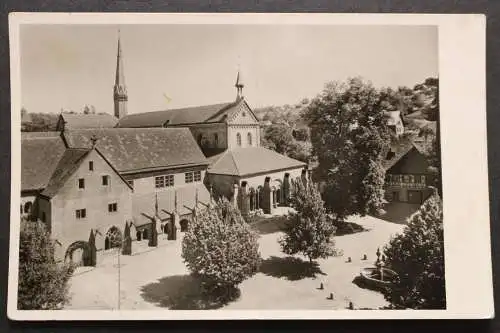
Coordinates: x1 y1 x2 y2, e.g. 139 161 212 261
204 100 238 122
228 150 241 175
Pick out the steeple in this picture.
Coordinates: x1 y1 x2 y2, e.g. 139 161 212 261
235 70 244 100
114 30 128 119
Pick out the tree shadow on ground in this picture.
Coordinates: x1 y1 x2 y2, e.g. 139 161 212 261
259 256 326 281
250 216 288 235
140 275 240 310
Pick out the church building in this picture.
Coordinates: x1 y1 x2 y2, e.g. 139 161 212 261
114 40 307 217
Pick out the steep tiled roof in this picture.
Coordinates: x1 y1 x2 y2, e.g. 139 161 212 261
60 113 118 129
208 147 306 176
116 100 245 127
40 149 90 198
21 131 61 139
21 136 67 192
132 184 211 227
63 128 208 174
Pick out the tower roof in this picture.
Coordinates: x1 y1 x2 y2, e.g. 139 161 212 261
235 70 244 87
115 33 125 87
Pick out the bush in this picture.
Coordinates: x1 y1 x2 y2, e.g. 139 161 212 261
382 194 445 309
18 219 74 310
280 180 340 263
182 199 261 295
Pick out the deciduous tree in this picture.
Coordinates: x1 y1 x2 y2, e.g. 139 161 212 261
304 78 390 220
182 199 260 296
279 180 339 263
18 219 74 309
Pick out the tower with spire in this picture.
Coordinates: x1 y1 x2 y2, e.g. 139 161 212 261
114 31 128 119
235 70 244 100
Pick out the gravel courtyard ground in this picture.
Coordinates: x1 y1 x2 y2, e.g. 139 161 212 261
65 215 404 310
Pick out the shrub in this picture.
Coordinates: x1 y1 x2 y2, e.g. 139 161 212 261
182 199 261 295
280 180 340 263
382 193 446 309
18 219 74 310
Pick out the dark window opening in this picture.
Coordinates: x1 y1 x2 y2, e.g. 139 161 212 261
108 203 118 212
89 161 94 171
76 209 86 219
24 201 32 214
386 150 396 160
102 175 110 186
78 178 85 189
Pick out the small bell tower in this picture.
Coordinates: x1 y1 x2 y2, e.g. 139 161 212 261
235 70 244 100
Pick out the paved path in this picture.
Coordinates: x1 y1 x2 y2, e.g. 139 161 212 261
65 216 404 310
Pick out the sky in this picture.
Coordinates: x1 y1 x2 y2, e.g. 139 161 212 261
20 24 438 115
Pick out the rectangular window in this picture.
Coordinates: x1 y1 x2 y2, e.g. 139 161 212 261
76 209 86 219
194 171 201 182
403 175 410 183
185 172 194 183
421 175 426 184
108 203 118 212
127 180 134 188
89 161 94 171
165 175 175 187
78 178 85 189
155 176 165 188
102 175 110 186
409 175 415 183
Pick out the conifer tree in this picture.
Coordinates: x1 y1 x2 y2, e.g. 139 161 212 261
383 193 445 309
148 218 158 247
18 219 74 309
182 199 260 295
279 180 339 263
88 229 97 266
122 222 132 255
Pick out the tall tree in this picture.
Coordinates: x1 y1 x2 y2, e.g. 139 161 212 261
383 193 445 309
18 219 74 309
279 180 339 263
304 78 390 220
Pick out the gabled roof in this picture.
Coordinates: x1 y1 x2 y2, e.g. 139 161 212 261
63 128 208 174
41 148 90 198
208 147 306 177
21 135 67 192
116 98 255 128
59 113 118 130
40 147 133 199
382 135 426 171
132 184 211 227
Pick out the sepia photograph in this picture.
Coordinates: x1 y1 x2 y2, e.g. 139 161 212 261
7 13 491 320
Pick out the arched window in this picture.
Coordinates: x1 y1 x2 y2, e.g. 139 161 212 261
247 132 252 146
236 133 241 146
24 201 32 214
214 133 219 147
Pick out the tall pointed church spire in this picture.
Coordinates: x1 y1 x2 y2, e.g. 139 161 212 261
114 30 128 119
235 70 244 100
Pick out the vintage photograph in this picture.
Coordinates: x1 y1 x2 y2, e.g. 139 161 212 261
8 13 491 320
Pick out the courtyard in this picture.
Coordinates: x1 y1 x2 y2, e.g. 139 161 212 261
65 215 404 310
